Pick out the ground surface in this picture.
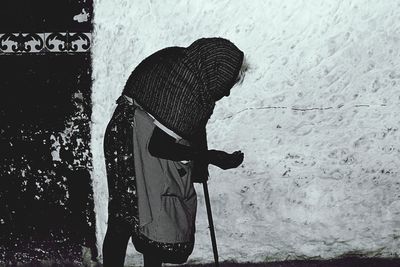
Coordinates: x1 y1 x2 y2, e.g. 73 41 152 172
3 257 400 267
181 258 400 267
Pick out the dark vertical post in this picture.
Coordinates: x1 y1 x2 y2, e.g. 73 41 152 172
203 181 219 267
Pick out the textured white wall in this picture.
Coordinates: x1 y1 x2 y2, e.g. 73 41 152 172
91 0 400 265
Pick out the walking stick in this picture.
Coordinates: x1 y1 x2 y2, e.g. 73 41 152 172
202 181 220 267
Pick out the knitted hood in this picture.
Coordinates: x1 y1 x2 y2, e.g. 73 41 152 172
123 37 244 139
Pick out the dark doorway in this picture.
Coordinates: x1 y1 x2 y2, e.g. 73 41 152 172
0 0 96 264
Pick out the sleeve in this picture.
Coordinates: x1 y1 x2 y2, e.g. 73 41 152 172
148 126 206 161
148 126 210 183
190 127 209 182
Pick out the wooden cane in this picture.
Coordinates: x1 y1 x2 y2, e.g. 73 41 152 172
202 181 219 267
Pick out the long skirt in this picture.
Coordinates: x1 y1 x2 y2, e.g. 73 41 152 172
103 102 194 263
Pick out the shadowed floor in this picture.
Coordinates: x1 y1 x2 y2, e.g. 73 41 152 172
180 257 400 267
2 257 400 266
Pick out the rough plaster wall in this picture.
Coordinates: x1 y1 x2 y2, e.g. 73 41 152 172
91 0 400 264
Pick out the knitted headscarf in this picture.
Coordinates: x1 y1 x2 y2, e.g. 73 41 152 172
123 37 244 139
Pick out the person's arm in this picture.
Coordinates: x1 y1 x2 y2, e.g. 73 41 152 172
191 127 209 182
148 127 204 161
148 127 244 170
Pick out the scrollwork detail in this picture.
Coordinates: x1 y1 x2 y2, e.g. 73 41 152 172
0 32 91 54
46 32 90 52
0 32 44 52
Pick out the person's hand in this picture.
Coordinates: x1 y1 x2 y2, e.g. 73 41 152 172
207 150 244 170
